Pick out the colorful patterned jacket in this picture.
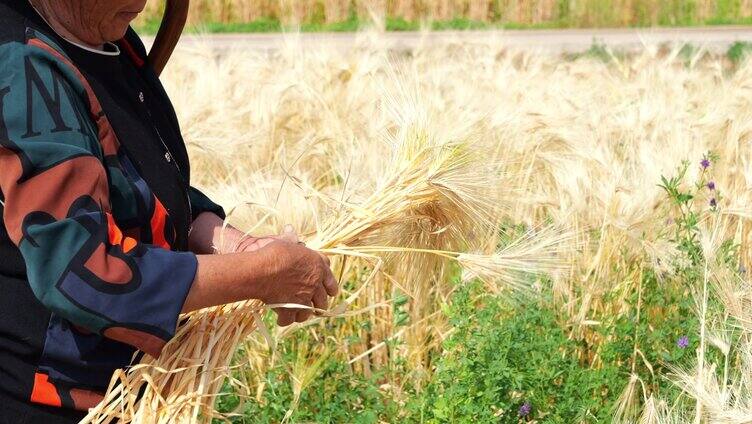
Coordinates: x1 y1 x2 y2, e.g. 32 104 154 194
0 0 224 414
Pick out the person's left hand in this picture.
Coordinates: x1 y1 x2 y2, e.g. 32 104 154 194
188 212 305 256
231 225 300 253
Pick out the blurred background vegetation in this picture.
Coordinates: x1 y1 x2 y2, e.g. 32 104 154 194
135 0 752 33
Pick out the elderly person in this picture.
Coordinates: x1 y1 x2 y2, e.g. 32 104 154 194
0 1 338 422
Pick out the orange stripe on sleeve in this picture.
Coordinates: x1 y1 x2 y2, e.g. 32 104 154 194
106 213 138 253
150 198 171 250
30 372 62 407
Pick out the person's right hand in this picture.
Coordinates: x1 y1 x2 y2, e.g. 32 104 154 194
254 237 338 326
183 226 339 325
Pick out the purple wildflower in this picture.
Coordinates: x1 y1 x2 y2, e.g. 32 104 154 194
707 181 716 190
519 401 532 417
710 198 717 208
701 158 711 169
677 335 689 349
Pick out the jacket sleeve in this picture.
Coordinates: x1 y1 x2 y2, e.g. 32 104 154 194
188 186 226 221
0 41 196 358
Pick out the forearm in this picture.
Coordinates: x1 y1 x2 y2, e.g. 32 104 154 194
180 236 338 326
181 252 272 313
189 212 292 255
188 212 246 255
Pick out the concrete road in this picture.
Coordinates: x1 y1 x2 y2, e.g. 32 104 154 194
142 26 752 54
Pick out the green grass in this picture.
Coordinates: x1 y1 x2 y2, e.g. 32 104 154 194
728 41 752 65
412 282 627 423
198 18 284 33
214 272 703 423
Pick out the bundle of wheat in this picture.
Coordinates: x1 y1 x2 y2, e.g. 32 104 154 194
81 100 569 422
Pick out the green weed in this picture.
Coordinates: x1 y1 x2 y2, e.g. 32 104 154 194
727 41 752 65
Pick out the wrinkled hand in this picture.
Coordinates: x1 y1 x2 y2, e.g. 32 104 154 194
254 227 337 326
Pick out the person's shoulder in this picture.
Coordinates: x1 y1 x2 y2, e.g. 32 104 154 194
0 28 67 78
0 1 65 69
0 12 87 114
0 1 34 45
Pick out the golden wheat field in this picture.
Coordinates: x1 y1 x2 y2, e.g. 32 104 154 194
84 33 752 423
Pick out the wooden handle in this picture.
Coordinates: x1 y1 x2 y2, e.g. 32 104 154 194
148 0 189 76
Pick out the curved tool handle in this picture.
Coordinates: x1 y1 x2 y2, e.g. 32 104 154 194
148 0 189 76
